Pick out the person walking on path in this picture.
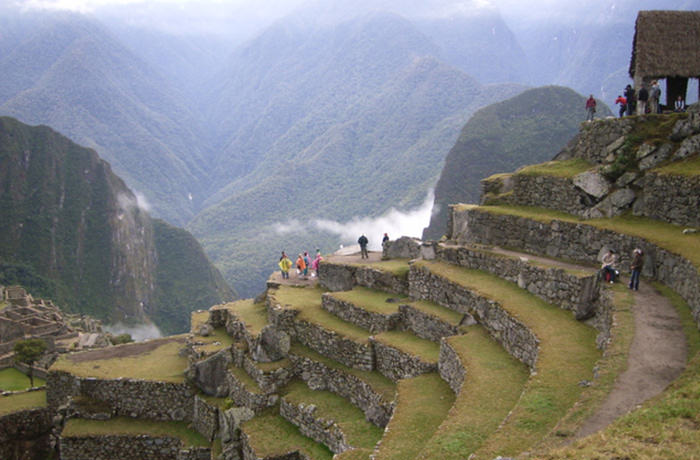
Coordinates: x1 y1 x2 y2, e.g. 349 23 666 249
601 249 618 283
279 253 292 279
624 84 636 116
311 252 323 277
358 234 369 259
629 248 644 291
585 95 597 122
296 254 307 279
615 95 627 118
637 85 649 115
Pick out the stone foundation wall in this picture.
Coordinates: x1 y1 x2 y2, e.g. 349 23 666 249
193 395 219 442
370 339 437 382
289 318 374 371
47 370 81 408
409 265 540 368
319 263 408 295
0 407 53 450
60 434 209 460
555 117 636 164
381 237 421 260
484 174 590 216
322 294 400 334
279 398 350 454
398 304 459 343
226 370 278 414
438 339 465 394
434 244 601 320
190 348 234 397
634 172 700 227
288 352 394 427
241 355 293 394
449 207 700 330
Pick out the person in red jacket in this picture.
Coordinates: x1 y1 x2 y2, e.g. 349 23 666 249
585 95 597 122
615 95 627 118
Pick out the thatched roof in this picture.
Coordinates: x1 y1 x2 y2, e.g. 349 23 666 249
630 10 700 79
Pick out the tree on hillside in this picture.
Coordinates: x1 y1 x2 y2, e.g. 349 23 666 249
13 339 47 387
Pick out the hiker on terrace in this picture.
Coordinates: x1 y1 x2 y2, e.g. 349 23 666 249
296 254 307 279
637 84 649 115
311 251 323 277
585 95 597 122
279 253 292 279
382 233 389 245
615 94 627 118
629 248 644 291
624 84 636 116
303 251 310 278
358 234 369 259
601 249 618 283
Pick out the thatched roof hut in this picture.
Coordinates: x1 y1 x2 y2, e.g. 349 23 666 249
630 10 700 104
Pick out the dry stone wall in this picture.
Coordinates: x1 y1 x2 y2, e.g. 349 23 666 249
437 339 465 394
0 406 53 459
59 434 210 460
319 263 408 295
193 396 219 442
633 172 700 227
322 294 400 334
226 370 278 414
398 304 460 343
370 338 437 382
279 398 350 454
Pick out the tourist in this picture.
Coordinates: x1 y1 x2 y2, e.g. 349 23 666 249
601 249 617 283
296 254 306 279
303 251 310 278
629 248 644 291
278 253 292 279
614 94 627 118
624 84 636 116
358 234 369 259
585 95 597 122
382 233 389 245
311 252 323 277
637 84 649 115
674 95 686 112
649 80 661 114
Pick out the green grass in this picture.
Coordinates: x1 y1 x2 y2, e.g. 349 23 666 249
329 287 407 315
198 393 230 409
289 342 396 402
417 326 529 459
457 205 700 273
62 417 208 447
373 373 455 460
517 158 593 178
373 330 440 363
193 327 234 355
0 300 8 310
190 310 209 333
271 286 372 343
253 357 291 373
218 299 269 335
0 390 46 415
653 153 700 176
51 337 188 383
228 365 263 394
415 261 599 459
241 410 333 460
406 299 465 326
334 448 372 460
283 381 383 449
0 368 46 391
355 259 410 278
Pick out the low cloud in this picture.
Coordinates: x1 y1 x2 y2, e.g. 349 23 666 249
104 322 162 341
314 191 434 251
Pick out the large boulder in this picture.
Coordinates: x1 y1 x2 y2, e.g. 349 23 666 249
573 170 611 199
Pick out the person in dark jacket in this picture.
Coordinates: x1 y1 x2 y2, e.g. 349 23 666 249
637 85 649 115
629 248 644 291
585 95 597 122
624 84 636 116
358 234 369 259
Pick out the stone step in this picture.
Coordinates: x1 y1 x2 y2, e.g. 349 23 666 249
433 242 601 319
321 287 405 334
418 326 530 459
410 260 600 458
268 286 374 371
371 373 455 460
370 330 440 382
288 342 396 428
240 410 334 460
319 259 410 295
280 380 383 454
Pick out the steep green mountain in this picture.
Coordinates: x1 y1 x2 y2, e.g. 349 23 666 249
423 86 612 240
0 117 234 334
0 12 212 225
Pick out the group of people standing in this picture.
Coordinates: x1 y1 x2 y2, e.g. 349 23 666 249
614 82 686 118
600 248 645 291
278 250 323 280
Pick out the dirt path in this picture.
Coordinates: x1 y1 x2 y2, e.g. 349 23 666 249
576 282 687 437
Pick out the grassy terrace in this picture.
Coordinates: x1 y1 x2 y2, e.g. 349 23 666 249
415 260 599 459
229 364 263 394
373 373 455 460
62 417 208 447
271 286 372 344
190 310 209 332
0 367 46 391
455 204 700 272
372 330 440 363
0 390 46 416
407 299 466 326
653 152 700 176
252 357 291 373
329 287 407 315
289 342 396 402
241 410 333 460
216 299 269 336
543 285 700 459
418 326 529 459
515 158 593 178
51 336 188 383
334 448 372 460
283 380 383 450
350 259 410 279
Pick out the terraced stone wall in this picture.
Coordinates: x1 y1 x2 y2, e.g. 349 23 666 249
319 263 408 295
555 117 636 164
322 294 400 334
449 207 700 329
634 173 700 227
280 398 350 454
370 338 437 382
409 265 539 368
60 434 210 460
483 174 590 216
193 396 219 442
438 339 465 394
0 407 53 460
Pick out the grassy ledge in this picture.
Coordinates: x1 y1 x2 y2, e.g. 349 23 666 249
0 368 46 391
271 286 372 343
283 380 383 450
373 330 440 363
216 299 269 336
417 326 529 459
241 410 333 460
373 373 455 460
652 152 700 176
228 365 263 394
0 390 47 416
406 299 465 326
62 417 208 447
351 259 410 279
516 158 593 178
329 287 407 315
289 342 396 402
51 336 188 383
334 448 372 460
415 260 599 458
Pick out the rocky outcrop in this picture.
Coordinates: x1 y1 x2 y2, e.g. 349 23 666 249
319 262 408 295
